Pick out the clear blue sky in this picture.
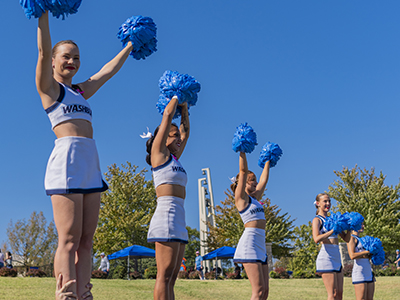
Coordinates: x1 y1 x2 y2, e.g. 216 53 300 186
1 1 400 247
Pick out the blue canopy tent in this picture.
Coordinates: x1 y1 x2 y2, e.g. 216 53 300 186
202 246 236 260
108 245 155 280
202 246 236 279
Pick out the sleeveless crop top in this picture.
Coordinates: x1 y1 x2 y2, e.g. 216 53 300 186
239 195 266 225
315 215 338 239
152 155 187 188
352 235 365 253
45 83 92 129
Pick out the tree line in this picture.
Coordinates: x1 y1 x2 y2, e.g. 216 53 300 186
5 164 400 273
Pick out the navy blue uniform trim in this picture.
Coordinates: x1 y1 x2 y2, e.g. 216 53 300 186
45 83 66 114
352 279 374 284
46 180 108 196
317 265 342 273
239 195 253 214
151 155 173 172
233 257 268 264
147 238 188 244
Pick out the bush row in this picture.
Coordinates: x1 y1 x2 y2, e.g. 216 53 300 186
270 265 400 279
0 267 46 277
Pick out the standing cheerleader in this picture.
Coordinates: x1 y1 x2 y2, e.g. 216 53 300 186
312 193 350 300
145 97 189 300
231 152 271 300
36 11 134 299
347 224 375 300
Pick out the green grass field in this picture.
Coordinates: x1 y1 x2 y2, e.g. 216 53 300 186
0 276 399 299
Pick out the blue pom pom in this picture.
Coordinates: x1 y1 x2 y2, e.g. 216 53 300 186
258 142 283 168
155 94 182 119
360 236 385 265
20 0 51 19
117 16 157 60
232 123 258 153
49 0 82 19
158 70 201 106
347 212 364 231
325 212 349 235
371 250 385 265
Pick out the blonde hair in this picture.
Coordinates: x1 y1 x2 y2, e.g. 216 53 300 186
315 192 329 215
52 40 79 58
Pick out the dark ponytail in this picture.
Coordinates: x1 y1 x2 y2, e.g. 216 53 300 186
145 123 179 166
146 126 160 166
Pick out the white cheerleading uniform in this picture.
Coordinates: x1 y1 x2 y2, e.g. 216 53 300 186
234 196 267 264
315 215 342 273
147 155 188 244
44 83 108 195
351 235 374 284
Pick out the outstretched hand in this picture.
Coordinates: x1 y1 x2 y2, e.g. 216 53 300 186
55 274 77 300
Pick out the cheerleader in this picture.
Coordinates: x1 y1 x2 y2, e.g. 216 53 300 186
145 97 189 300
312 193 350 300
231 152 270 300
347 224 375 300
36 11 133 299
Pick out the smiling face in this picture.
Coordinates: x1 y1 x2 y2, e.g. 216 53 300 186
317 194 331 214
166 125 181 156
245 172 257 197
52 43 80 80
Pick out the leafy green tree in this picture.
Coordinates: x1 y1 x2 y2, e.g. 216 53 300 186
206 190 295 258
7 211 57 267
184 226 200 268
93 162 157 256
288 222 319 273
328 165 400 252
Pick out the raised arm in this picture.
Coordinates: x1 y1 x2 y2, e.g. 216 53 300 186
312 217 334 244
36 12 59 108
150 96 178 167
346 236 370 260
234 152 249 211
252 161 270 201
174 102 190 159
77 42 133 99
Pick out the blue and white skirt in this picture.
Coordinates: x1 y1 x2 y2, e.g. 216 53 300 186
352 258 374 284
316 244 342 273
233 227 267 264
147 196 188 244
45 136 108 195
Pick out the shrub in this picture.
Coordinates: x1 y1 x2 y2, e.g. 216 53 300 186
343 263 353 277
242 269 248 279
0 267 17 277
91 270 108 279
144 266 157 279
225 272 237 279
205 271 215 280
396 268 400 276
304 271 316 279
26 269 47 277
269 271 278 279
275 267 289 279
292 270 305 279
110 264 126 279
188 271 200 279
177 271 188 279
382 266 396 276
129 271 142 280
